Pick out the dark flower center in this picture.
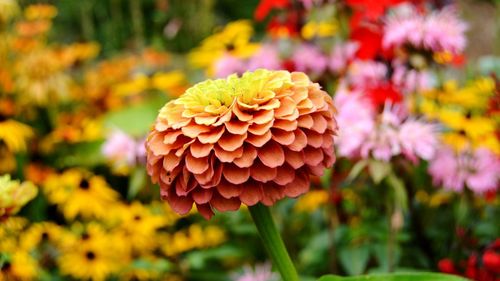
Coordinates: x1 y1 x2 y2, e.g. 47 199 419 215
41 232 49 240
81 233 90 240
85 251 96 260
1 262 11 272
79 179 90 190
133 215 142 221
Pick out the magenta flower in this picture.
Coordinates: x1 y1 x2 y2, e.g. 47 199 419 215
329 42 359 73
347 60 388 89
102 129 138 167
398 119 439 163
428 146 500 194
392 62 433 93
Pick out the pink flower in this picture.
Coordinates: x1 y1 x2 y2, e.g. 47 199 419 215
214 54 246 78
347 60 388 89
329 42 359 73
392 62 433 93
247 45 282 71
398 119 439 162
102 129 139 170
232 263 278 281
292 44 328 74
422 6 468 54
383 5 467 54
428 146 500 194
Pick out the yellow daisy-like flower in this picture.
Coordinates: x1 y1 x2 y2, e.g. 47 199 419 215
112 73 150 96
0 174 37 219
188 20 260 74
0 250 39 281
43 169 119 221
58 223 125 281
160 224 226 256
301 20 338 40
151 70 189 97
0 119 34 152
113 201 169 254
19 222 64 250
294 189 329 213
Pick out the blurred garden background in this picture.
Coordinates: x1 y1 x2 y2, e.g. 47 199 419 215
0 0 499 280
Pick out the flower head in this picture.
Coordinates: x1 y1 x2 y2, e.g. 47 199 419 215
146 69 337 219
0 175 37 219
232 262 278 281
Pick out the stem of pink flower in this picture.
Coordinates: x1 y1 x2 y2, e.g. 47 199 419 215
248 203 300 281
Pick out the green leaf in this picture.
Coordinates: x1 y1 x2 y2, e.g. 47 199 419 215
128 166 146 199
338 245 370 276
368 161 391 184
318 272 470 281
386 174 408 211
346 160 369 182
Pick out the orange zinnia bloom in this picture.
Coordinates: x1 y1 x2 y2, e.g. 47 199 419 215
146 69 337 219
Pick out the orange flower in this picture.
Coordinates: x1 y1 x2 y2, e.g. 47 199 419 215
146 69 337 219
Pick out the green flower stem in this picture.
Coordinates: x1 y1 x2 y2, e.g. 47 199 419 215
249 203 300 281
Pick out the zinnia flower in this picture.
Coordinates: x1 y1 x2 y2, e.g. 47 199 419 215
145 69 337 219
428 146 500 194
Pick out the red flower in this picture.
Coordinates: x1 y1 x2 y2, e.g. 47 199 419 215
266 12 299 38
366 83 402 107
438 259 457 274
346 0 404 21
255 0 289 21
483 250 500 274
350 26 383 60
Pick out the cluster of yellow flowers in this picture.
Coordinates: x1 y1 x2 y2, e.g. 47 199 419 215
0 175 37 218
419 77 499 154
0 169 226 280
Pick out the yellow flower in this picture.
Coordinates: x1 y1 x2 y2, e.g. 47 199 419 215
0 119 33 152
43 169 119 221
0 175 37 218
58 223 125 281
24 4 57 20
160 224 225 256
0 250 39 280
188 20 260 74
113 202 169 254
0 0 19 25
151 70 189 97
301 21 338 40
294 190 329 213
112 73 150 96
19 222 64 250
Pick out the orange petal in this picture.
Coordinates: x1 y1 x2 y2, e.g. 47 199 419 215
190 141 213 158
214 144 244 162
222 164 250 184
304 146 323 166
198 126 225 144
259 98 280 110
246 131 272 147
225 119 250 135
218 132 247 151
284 149 305 169
306 130 323 148
248 121 274 135
290 86 308 103
233 103 253 122
163 130 183 144
273 165 295 185
192 188 213 204
155 119 169 132
194 115 218 126
297 97 314 110
287 129 307 151
311 113 327 133
308 164 326 177
275 97 296 118
252 110 274 125
210 194 241 212
166 190 193 215
273 119 297 131
196 203 214 220
185 153 209 174
250 160 277 183
213 110 233 126
322 134 334 149
291 72 310 86
162 153 182 171
258 141 284 168
240 181 263 206
233 145 258 168
284 170 310 197
149 133 170 155
261 184 285 206
271 129 295 145
297 115 314 129
217 179 242 198
182 123 211 138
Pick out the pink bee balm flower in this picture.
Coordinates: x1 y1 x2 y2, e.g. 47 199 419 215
247 45 282 71
398 119 439 163
145 69 337 219
428 146 500 194
347 60 388 89
214 54 247 78
329 42 359 73
102 129 139 169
